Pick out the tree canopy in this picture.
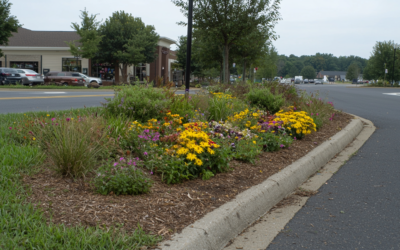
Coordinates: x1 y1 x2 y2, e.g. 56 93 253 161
0 0 20 57
301 65 316 80
346 63 359 81
172 0 281 83
67 8 103 60
98 11 159 82
362 41 400 81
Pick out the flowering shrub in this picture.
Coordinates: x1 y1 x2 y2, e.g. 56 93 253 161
208 92 247 121
273 108 317 139
94 157 152 195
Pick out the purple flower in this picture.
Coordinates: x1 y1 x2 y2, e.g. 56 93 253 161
280 144 285 148
316 113 319 116
66 118 71 122
144 152 148 156
294 137 297 140
119 157 124 161
113 162 118 167
150 171 153 175
9 127 12 130
311 113 313 116
55 123 58 126
51 118 55 121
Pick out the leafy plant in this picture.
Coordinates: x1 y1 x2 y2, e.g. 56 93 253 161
103 85 170 122
208 92 247 121
257 132 293 152
246 88 284 114
94 158 152 195
231 139 261 164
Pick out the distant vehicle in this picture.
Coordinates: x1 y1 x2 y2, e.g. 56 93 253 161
308 79 315 84
315 80 323 85
44 72 85 86
304 79 309 84
363 80 369 83
78 73 102 86
16 69 44 85
0 67 27 85
295 76 303 84
230 77 235 83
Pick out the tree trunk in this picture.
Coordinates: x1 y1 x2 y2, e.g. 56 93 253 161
114 62 120 84
243 60 246 83
119 64 128 84
224 44 230 83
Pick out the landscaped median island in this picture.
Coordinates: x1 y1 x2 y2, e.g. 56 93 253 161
1 81 352 248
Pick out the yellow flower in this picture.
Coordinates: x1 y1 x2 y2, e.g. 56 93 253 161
32 137 36 141
186 153 197 161
195 158 203 166
253 141 256 144
46 114 50 117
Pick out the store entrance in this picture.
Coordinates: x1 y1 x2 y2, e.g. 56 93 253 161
135 64 147 81
91 63 115 80
10 61 39 73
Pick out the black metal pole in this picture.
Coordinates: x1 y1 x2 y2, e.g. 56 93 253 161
392 47 396 86
185 0 193 97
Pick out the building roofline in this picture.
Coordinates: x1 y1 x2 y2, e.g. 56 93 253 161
160 36 176 45
0 46 70 50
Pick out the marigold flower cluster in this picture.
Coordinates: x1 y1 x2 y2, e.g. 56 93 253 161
209 92 235 99
273 108 316 138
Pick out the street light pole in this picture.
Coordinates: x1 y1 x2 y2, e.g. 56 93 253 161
185 0 194 98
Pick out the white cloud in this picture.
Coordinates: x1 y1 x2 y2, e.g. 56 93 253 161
10 0 400 58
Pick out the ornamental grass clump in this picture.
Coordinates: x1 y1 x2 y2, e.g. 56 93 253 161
208 92 247 121
39 116 113 177
94 157 152 195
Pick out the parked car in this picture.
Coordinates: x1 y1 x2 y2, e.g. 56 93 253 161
0 68 27 85
294 78 301 84
315 80 323 85
304 79 309 84
16 69 44 85
78 73 102 86
363 80 369 84
308 79 315 84
44 72 85 86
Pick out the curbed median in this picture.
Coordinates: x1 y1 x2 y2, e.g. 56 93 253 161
160 117 364 250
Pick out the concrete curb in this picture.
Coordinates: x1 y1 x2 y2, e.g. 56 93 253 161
160 118 364 250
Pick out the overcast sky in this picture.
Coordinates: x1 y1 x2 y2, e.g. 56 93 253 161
10 0 400 59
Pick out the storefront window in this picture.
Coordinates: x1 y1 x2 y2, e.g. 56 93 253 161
10 61 39 73
62 58 81 72
91 62 115 80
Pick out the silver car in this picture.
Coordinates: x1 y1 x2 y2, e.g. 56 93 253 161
16 69 44 85
78 73 102 86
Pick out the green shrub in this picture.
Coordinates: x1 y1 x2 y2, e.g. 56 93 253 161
103 85 170 122
231 139 261 164
94 158 152 195
298 92 335 129
246 88 284 114
40 116 112 177
195 84 201 88
257 133 293 152
158 156 192 184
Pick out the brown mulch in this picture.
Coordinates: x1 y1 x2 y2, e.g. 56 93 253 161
22 112 353 239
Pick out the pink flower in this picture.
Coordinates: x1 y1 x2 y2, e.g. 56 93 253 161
113 162 118 167
51 118 55 122
144 152 148 156
150 171 153 175
66 118 71 122
9 127 12 130
119 157 124 161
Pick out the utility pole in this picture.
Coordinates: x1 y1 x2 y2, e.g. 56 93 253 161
392 43 399 86
185 0 193 98
384 63 387 86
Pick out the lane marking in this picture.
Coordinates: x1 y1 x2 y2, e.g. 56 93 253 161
383 93 400 96
0 94 114 100
43 92 67 94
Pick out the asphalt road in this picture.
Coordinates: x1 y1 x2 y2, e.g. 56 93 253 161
267 85 400 249
0 89 199 114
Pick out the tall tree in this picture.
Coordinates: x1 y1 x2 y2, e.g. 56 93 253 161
0 0 20 57
67 8 103 62
98 11 159 83
346 63 359 81
364 41 400 81
255 45 278 80
301 65 316 80
172 0 281 83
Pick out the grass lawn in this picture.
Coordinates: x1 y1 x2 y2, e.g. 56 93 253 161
0 109 162 249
